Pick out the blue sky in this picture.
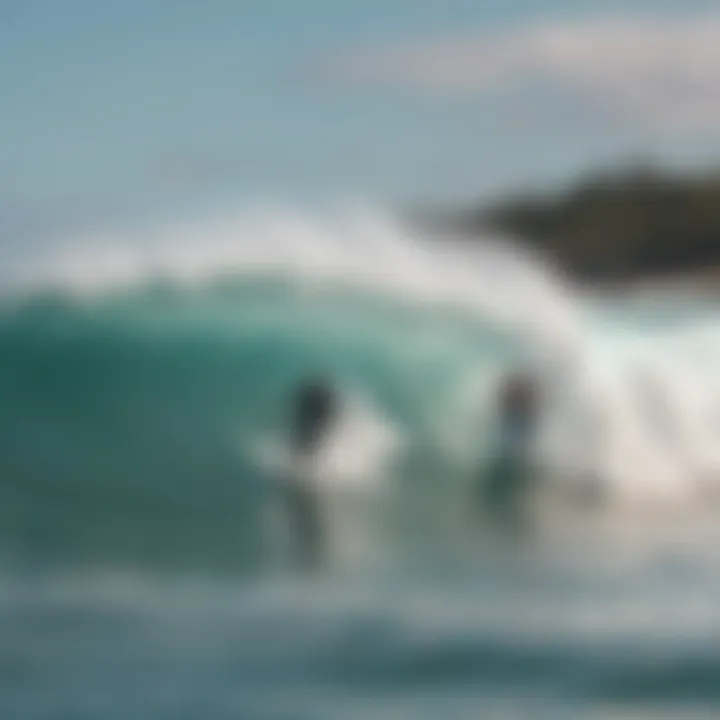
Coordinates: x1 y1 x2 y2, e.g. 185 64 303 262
3 0 720 230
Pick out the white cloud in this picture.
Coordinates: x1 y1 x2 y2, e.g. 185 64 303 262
327 16 720 132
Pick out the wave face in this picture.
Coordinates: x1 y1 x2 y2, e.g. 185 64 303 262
2 207 720 573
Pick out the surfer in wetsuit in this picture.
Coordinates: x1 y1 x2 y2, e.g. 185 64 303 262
282 377 338 571
479 371 539 529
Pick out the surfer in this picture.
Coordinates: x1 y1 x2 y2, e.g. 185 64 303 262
291 378 338 458
479 371 539 529
281 376 338 571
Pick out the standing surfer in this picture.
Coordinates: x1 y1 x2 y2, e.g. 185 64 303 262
478 371 539 530
281 376 338 571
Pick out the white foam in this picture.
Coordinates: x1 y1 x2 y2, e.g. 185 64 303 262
248 387 404 494
532 317 720 504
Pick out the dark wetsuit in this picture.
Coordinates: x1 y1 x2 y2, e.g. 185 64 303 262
291 382 337 456
283 380 337 570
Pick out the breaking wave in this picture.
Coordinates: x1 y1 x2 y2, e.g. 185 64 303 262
2 206 719 573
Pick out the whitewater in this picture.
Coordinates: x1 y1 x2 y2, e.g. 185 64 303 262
3 205 720 718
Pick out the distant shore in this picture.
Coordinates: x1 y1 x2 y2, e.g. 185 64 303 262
423 163 720 293
592 266 720 297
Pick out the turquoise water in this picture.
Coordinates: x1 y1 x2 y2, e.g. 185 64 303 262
0 280 523 573
3 211 720 717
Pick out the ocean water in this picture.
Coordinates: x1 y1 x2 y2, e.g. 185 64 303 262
2 207 720 718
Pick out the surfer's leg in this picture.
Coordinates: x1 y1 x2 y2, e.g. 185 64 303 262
298 488 325 571
283 482 325 572
479 455 532 532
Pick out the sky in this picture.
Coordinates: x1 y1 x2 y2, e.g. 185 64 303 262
3 0 720 231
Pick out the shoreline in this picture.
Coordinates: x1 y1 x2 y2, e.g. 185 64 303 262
588 266 720 298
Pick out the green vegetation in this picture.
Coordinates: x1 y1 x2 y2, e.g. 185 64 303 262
436 165 720 283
